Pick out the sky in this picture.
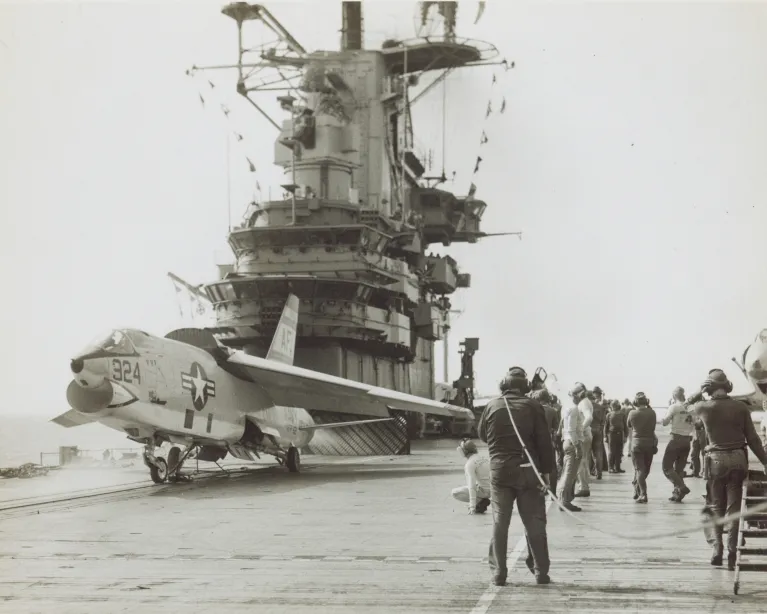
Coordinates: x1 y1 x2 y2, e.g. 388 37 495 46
1 0 765 416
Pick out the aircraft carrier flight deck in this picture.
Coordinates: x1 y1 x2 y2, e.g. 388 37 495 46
1 434 763 614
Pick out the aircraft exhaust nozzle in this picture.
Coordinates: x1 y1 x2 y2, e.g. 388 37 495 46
66 379 114 414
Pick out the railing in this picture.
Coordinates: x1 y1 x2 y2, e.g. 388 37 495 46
39 447 143 468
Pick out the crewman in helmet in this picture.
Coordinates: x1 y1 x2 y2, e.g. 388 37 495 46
531 388 559 493
573 383 594 498
589 386 608 479
604 400 627 473
687 368 767 569
627 392 657 503
452 438 492 514
661 386 694 502
478 367 555 586
550 394 565 475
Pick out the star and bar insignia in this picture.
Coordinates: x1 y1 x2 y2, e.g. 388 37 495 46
181 362 216 411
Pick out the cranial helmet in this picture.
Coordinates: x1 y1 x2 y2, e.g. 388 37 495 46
569 382 587 399
611 399 621 410
500 366 530 394
458 438 478 456
634 392 649 407
593 386 603 396
702 369 733 394
531 389 551 403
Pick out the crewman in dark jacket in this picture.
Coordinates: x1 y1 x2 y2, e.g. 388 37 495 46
604 400 627 472
479 367 555 587
687 368 767 569
531 388 559 493
627 392 657 503
590 387 608 479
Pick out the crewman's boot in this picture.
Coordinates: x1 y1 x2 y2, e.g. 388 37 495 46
728 552 737 571
535 574 551 585
677 485 691 501
710 548 723 567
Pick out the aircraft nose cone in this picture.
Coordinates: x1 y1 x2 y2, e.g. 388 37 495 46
71 358 84 374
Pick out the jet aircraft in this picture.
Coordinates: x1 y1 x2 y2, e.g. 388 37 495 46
52 295 475 483
731 328 767 411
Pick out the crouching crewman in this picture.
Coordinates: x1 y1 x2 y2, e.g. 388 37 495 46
452 438 492 514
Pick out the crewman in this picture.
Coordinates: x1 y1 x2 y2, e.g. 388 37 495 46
551 394 565 476
627 392 657 503
573 383 594 498
689 416 707 478
557 385 584 512
478 367 555 586
661 386 694 502
604 399 627 473
622 399 633 459
590 386 608 479
531 389 559 493
451 438 492 514
686 369 767 569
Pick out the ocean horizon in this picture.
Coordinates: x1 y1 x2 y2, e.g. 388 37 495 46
0 414 143 468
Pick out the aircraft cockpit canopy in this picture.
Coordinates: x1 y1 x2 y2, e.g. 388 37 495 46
85 330 138 356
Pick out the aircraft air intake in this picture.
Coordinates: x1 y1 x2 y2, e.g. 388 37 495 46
66 379 114 413
70 358 84 374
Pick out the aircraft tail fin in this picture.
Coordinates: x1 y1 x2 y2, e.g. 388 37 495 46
265 294 299 365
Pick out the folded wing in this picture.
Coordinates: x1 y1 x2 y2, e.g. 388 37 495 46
226 351 474 420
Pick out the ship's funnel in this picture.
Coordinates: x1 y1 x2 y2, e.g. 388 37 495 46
341 1 363 51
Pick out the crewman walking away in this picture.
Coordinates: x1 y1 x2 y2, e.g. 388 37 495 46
604 400 627 473
687 369 767 569
627 392 657 503
661 386 694 502
479 367 555 586
451 439 492 514
590 387 607 479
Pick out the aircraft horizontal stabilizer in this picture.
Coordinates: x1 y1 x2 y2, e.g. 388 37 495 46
227 351 474 420
50 409 100 428
299 417 394 431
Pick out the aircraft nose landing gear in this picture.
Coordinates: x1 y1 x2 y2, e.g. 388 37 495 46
142 440 168 484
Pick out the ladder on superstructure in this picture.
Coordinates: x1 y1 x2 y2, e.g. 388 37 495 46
733 469 767 595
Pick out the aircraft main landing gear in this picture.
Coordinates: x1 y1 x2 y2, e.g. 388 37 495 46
166 444 196 482
286 446 300 473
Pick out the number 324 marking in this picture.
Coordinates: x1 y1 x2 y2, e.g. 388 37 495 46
112 359 141 384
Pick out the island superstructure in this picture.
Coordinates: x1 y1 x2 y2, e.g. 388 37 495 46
191 2 502 439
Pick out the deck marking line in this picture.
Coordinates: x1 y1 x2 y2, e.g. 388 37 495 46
469 497 553 614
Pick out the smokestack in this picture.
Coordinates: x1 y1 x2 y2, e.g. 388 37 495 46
341 1 363 51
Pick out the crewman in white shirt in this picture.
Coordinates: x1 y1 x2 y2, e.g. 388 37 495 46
451 439 492 514
574 383 594 497
557 388 584 512
662 386 695 502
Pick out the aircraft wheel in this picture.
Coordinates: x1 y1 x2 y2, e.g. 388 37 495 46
149 458 168 484
167 446 181 478
286 447 300 473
